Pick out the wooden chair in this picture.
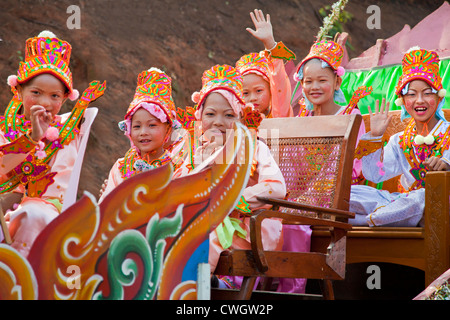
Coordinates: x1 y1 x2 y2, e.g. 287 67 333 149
212 114 362 300
312 110 450 288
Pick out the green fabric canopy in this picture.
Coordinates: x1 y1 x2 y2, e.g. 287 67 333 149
339 58 450 114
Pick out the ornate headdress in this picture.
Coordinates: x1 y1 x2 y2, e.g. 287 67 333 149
192 64 245 119
235 53 270 83
394 47 447 121
7 30 79 101
120 68 176 134
395 48 446 99
294 40 345 81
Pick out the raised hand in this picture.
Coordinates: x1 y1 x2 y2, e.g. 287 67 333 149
367 98 392 137
246 9 276 50
30 105 53 141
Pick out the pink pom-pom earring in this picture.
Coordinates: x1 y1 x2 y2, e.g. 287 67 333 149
194 109 202 120
7 75 19 87
336 66 345 77
68 89 79 101
191 91 201 104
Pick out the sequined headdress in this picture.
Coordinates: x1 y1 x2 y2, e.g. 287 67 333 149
125 68 175 122
7 30 79 101
295 40 345 78
192 64 245 119
294 40 347 110
235 53 270 83
395 48 445 97
394 48 447 121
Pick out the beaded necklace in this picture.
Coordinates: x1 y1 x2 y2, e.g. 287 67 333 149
399 119 450 191
119 148 173 179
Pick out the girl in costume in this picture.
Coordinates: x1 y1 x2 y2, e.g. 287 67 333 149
236 9 296 119
287 34 368 295
175 64 286 289
281 39 369 294
99 68 178 202
0 31 105 256
350 48 449 227
294 39 368 183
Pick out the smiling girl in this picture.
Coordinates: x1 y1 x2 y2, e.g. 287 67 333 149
0 31 104 255
236 9 296 118
294 39 370 184
350 48 449 227
176 64 286 289
99 68 176 202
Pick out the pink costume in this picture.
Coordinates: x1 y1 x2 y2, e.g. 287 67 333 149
174 65 286 288
100 68 178 203
2 113 84 256
235 41 296 119
0 31 105 257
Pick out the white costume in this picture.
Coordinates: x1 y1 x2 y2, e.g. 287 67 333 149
350 120 450 227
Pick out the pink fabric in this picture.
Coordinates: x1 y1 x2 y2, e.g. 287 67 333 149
208 214 284 273
175 139 286 275
276 224 311 293
208 140 285 276
7 197 60 256
2 112 81 257
243 69 270 83
195 89 245 120
98 158 124 203
268 58 294 118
